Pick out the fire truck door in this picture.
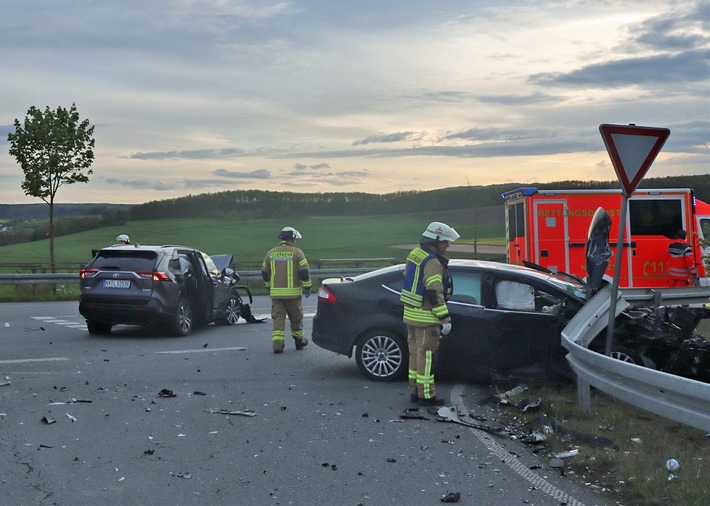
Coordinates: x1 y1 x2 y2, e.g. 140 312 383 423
533 200 569 274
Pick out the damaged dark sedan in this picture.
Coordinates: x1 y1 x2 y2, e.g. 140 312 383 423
312 259 590 383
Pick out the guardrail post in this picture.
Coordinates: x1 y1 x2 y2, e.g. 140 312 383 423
577 377 591 413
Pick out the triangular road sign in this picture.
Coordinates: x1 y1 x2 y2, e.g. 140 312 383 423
599 124 670 196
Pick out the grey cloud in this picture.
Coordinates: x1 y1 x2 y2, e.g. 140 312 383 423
213 168 271 179
529 49 709 88
632 2 709 52
353 131 423 146
120 179 176 191
292 162 330 170
129 148 245 160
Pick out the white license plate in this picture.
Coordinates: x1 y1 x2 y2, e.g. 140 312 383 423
102 279 131 289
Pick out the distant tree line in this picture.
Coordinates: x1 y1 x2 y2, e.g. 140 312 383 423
0 175 707 247
127 175 710 221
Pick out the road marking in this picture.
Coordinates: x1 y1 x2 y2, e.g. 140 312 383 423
0 357 69 364
32 316 87 329
451 383 588 506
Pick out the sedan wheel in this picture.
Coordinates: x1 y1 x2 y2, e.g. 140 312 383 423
219 296 241 325
609 346 643 365
355 330 407 381
172 297 194 336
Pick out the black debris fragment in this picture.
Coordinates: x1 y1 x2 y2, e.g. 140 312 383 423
158 389 177 398
386 458 397 463
241 303 266 323
193 391 207 396
144 449 155 455
441 491 461 503
41 416 56 424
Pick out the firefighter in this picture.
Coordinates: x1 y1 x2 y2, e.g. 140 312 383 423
667 229 698 287
115 234 130 245
262 227 312 353
401 221 459 406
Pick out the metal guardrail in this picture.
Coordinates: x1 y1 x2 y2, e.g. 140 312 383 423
562 285 710 433
0 268 374 287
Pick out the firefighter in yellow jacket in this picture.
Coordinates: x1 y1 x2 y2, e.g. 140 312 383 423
401 222 459 406
262 227 312 353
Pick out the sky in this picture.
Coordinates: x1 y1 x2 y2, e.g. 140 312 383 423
0 0 708 205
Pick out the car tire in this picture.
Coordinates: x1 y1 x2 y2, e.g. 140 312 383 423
217 296 241 325
609 346 643 365
355 329 407 382
87 321 112 335
172 296 194 336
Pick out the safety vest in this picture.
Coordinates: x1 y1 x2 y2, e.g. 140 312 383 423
401 247 452 325
668 239 696 281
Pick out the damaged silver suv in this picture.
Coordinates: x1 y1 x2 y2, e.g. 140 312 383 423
79 245 254 336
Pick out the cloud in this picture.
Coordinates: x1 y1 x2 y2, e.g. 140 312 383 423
353 131 424 146
213 168 271 179
128 148 246 160
293 162 330 170
529 49 709 88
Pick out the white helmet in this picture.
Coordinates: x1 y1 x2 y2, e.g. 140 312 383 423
422 222 459 242
116 234 130 244
279 227 302 240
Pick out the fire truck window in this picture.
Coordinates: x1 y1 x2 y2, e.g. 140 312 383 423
629 199 682 237
494 280 535 311
507 201 526 240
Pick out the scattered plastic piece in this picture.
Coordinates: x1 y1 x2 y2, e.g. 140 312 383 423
158 389 177 398
205 408 256 417
554 449 579 459
41 416 56 424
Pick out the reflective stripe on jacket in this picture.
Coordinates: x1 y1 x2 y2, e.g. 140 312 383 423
668 239 696 281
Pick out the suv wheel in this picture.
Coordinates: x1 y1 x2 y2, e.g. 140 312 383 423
87 321 112 335
217 296 241 325
355 330 407 381
172 296 194 336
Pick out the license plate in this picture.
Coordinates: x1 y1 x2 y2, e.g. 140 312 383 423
102 279 131 289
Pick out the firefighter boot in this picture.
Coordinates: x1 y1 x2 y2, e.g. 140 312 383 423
295 338 308 350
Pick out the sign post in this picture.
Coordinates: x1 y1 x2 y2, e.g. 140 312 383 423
599 124 670 356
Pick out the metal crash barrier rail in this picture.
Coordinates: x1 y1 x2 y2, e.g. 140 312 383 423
562 285 710 433
0 268 374 287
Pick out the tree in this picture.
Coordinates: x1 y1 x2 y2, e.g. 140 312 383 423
7 103 95 272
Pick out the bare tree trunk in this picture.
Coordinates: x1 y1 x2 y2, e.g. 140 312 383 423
49 198 56 273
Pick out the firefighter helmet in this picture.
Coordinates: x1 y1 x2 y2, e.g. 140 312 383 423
421 222 459 243
116 234 130 244
279 227 302 241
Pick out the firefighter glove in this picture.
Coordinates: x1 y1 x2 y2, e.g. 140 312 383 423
440 322 452 336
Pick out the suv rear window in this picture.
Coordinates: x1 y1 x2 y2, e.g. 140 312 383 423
91 251 158 272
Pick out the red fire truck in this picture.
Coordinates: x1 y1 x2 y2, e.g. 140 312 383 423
503 187 710 288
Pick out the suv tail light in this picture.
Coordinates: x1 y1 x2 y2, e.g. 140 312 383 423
80 269 99 279
137 271 169 281
318 286 336 303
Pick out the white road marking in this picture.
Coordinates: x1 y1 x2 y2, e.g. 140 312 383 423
0 357 69 364
451 384 588 506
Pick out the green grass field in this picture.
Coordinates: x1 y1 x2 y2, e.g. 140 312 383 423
0 209 506 272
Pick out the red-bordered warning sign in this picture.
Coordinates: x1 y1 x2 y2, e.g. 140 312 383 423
599 124 670 196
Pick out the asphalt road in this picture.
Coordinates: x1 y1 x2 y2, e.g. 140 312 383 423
0 298 610 506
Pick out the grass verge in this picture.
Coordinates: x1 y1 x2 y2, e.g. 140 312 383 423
493 381 709 506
